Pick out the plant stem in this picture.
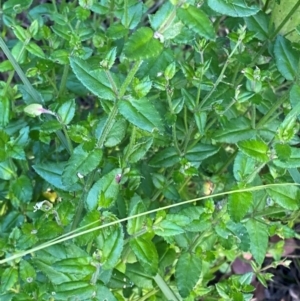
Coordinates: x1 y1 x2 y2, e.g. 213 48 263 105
153 273 181 301
58 64 69 98
71 170 96 230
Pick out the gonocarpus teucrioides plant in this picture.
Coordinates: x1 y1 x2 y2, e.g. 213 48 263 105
1 0 300 300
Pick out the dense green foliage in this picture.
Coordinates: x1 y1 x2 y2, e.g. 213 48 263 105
1 0 300 300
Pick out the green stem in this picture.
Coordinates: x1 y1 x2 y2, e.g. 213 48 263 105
71 170 96 230
97 103 119 148
197 32 244 111
119 60 142 98
269 0 300 40
153 273 181 301
58 64 69 98
256 92 289 129
0 37 43 104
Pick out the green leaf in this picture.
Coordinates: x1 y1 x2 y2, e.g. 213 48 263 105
130 237 158 276
55 281 95 300
104 118 127 147
127 195 147 235
126 136 153 163
1 267 18 291
154 220 185 237
33 162 81 191
119 2 145 30
123 27 163 60
118 97 164 133
207 0 259 17
246 218 268 265
3 0 33 15
125 263 154 289
228 191 253 222
57 99 76 125
62 144 102 186
175 252 202 298
69 57 117 100
271 0 300 42
290 84 300 109
177 6 215 40
26 42 45 58
186 143 219 162
214 117 256 143
33 259 72 285
86 168 121 210
267 185 299 210
10 175 32 203
233 152 257 182
100 47 117 69
94 284 118 301
149 147 180 168
274 143 291 162
237 139 269 162
149 1 173 30
76 211 101 246
0 160 16 180
274 35 298 80
0 96 9 127
274 147 300 168
102 225 124 270
19 260 36 282
245 11 269 41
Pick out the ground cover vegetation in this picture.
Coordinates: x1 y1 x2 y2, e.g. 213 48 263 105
1 0 300 300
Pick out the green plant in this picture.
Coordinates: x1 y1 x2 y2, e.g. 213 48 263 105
1 0 300 300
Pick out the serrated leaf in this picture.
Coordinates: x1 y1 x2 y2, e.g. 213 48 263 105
118 97 163 133
102 225 124 270
273 146 300 168
228 191 253 222
57 99 76 125
207 0 259 17
10 175 32 203
149 1 173 30
214 117 256 143
237 140 269 162
19 260 36 282
26 42 45 58
86 168 121 210
55 281 95 299
175 252 202 298
267 186 299 210
127 195 147 235
54 257 95 277
32 259 72 285
274 35 298 80
130 237 158 276
127 136 153 163
94 284 118 300
69 57 116 100
245 11 269 41
246 219 268 265
149 147 179 167
233 152 257 182
177 6 215 40
62 145 102 186
0 160 16 180
1 267 18 291
105 118 127 147
186 143 219 162
33 162 80 191
124 27 163 60
154 220 185 237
